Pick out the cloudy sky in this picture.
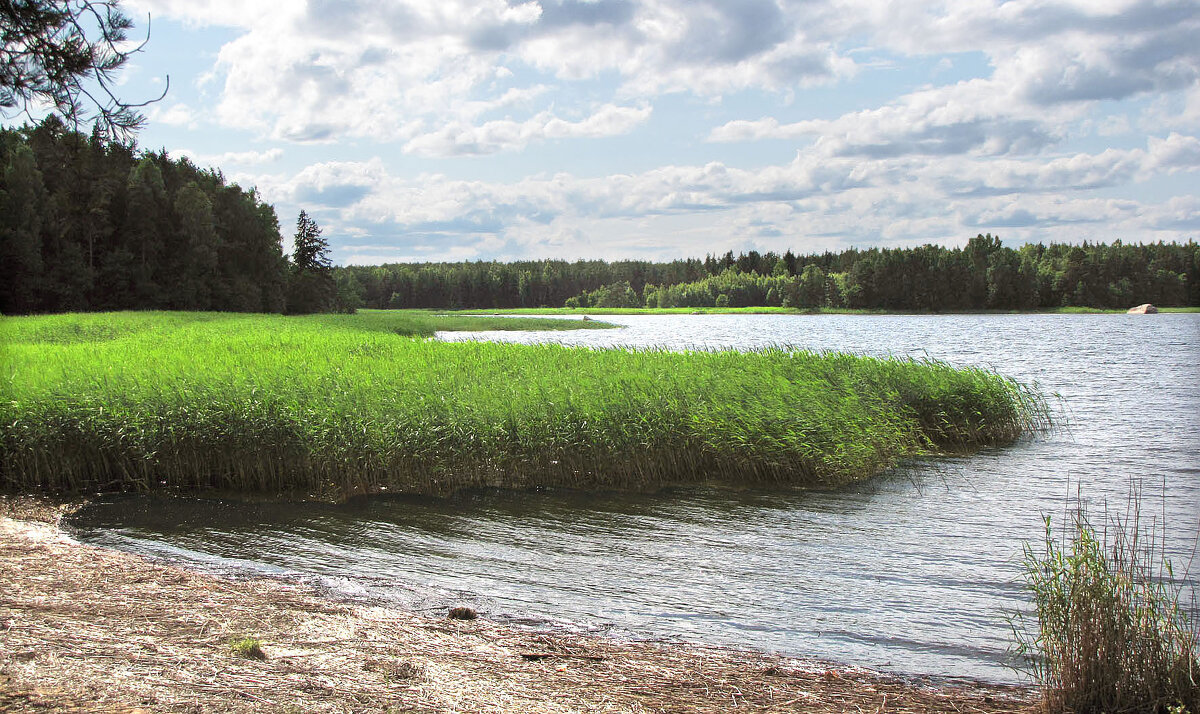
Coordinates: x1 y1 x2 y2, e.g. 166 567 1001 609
105 0 1200 264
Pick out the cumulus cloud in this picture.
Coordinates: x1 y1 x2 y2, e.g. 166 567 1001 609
149 102 199 129
244 128 1200 264
712 78 1067 160
1146 132 1200 173
708 0 1199 163
134 0 1199 172
127 0 1198 261
135 0 855 143
402 103 651 157
283 158 390 208
174 148 284 167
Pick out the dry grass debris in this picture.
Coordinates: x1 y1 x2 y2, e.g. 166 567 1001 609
1 500 1036 713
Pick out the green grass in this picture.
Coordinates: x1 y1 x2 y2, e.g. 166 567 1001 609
443 306 1200 316
0 309 615 346
448 306 882 315
1 311 1048 500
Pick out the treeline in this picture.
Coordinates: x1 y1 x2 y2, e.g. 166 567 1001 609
0 117 292 314
4 116 1196 315
340 235 1199 311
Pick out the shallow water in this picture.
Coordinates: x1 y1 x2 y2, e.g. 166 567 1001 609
70 314 1200 683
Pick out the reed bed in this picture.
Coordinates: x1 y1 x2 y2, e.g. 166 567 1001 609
1 311 1048 499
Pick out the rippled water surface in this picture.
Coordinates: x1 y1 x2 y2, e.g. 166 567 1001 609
70 314 1200 683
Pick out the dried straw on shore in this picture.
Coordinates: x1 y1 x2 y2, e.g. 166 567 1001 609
0 499 1035 713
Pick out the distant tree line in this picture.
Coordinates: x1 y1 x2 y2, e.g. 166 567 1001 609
339 235 1199 311
3 116 1195 316
0 117 339 314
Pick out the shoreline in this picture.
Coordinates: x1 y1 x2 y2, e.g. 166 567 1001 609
0 497 1037 713
433 306 1200 316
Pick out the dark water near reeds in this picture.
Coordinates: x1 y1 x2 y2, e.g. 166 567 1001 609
69 314 1200 683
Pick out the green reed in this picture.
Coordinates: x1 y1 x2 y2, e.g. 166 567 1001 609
1 311 1048 499
1013 494 1199 713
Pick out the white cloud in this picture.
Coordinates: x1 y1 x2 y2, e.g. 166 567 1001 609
706 0 1199 166
402 104 652 157
149 102 199 129
242 129 1200 264
137 0 855 144
707 117 809 143
174 148 284 167
125 0 1198 262
712 78 1067 159
1146 132 1200 173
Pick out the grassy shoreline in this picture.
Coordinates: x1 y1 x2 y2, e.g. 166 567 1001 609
2 311 1047 500
436 306 1200 316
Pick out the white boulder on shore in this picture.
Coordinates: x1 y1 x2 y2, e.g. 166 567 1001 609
1127 303 1158 314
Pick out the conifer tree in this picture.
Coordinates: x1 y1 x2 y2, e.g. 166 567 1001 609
173 180 218 309
287 209 334 313
0 144 45 312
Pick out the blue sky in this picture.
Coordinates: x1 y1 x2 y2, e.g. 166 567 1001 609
79 1 1200 263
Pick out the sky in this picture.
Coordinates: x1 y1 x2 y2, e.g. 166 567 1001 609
75 1 1200 263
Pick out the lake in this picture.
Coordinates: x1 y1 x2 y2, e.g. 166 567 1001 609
68 313 1200 683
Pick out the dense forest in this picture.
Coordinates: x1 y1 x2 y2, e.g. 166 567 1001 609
0 117 336 315
338 237 1199 311
2 117 1197 316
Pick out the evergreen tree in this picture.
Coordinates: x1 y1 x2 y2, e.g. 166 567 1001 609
0 144 45 312
173 181 218 309
287 209 334 313
124 156 166 306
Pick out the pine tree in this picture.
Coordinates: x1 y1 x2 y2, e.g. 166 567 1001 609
0 144 46 313
125 156 166 306
173 181 219 309
287 210 334 313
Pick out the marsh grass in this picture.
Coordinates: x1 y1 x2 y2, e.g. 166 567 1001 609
1013 492 1200 713
2 311 1048 499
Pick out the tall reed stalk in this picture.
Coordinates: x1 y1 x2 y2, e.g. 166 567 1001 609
1013 490 1199 713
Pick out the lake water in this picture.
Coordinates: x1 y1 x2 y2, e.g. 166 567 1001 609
68 314 1200 683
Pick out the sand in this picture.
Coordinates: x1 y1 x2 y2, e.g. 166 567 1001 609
0 497 1036 713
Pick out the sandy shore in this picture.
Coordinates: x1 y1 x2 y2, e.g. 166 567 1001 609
0 497 1037 713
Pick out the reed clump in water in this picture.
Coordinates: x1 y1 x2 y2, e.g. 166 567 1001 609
1013 495 1199 713
1 311 1049 499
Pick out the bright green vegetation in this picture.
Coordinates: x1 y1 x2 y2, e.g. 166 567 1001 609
230 637 266 660
456 306 835 315
2 311 1047 500
1014 501 1199 713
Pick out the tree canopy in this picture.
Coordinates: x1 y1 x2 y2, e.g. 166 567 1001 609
336 238 1199 312
0 117 288 314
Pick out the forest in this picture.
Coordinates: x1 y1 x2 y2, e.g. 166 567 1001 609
0 117 335 315
339 237 1199 312
2 118 1197 316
